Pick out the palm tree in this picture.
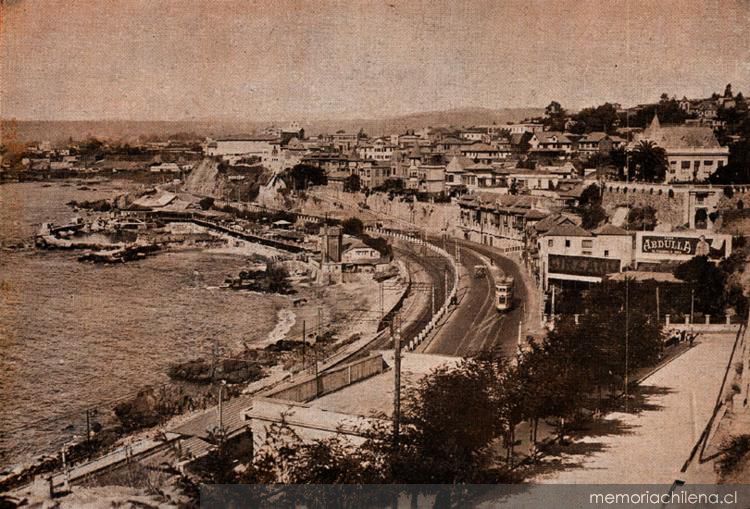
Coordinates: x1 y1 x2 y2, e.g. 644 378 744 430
629 140 668 182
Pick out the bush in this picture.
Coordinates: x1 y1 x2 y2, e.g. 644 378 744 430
362 235 391 257
719 435 750 477
626 206 658 231
198 197 215 210
342 217 364 236
724 186 735 198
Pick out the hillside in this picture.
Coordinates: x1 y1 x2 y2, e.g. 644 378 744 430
1 107 543 144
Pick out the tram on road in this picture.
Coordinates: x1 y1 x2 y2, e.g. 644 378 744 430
495 276 514 312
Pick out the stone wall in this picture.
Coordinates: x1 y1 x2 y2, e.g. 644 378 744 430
602 185 686 228
306 188 460 234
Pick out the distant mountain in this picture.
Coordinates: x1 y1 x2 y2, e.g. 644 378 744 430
1 107 543 144
308 107 544 136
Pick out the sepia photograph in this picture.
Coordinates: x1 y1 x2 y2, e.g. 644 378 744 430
1 1 750 507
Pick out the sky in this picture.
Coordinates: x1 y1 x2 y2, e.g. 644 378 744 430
1 0 749 121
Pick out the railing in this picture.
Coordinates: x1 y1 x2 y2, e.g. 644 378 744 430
146 211 314 254
366 227 459 352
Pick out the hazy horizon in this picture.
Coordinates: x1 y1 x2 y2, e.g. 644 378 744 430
2 0 749 122
0 106 540 124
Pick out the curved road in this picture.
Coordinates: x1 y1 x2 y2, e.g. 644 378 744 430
422 238 530 358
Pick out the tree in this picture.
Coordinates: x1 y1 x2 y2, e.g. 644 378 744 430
581 205 607 230
400 360 504 482
724 83 733 98
544 101 567 131
343 173 361 193
673 256 727 316
198 196 215 210
341 216 364 236
362 235 391 257
577 184 607 229
287 164 327 190
574 103 619 133
626 206 658 231
629 140 668 182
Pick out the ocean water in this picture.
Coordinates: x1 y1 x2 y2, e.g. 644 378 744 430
0 182 282 467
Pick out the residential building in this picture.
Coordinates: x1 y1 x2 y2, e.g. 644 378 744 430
460 128 490 143
459 142 500 163
358 138 395 162
538 223 633 290
497 123 545 134
528 131 574 157
457 194 544 246
205 136 278 157
633 115 729 183
576 132 625 155
331 132 359 152
416 164 446 194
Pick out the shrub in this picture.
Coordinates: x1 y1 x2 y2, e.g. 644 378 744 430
198 196 215 210
718 435 750 477
342 217 364 236
724 186 735 198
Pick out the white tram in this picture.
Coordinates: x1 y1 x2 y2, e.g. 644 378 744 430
495 276 514 312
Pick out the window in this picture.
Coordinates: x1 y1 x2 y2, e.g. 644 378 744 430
681 161 691 169
604 249 610 257
704 160 714 166
548 239 554 248
565 239 571 248
582 239 593 248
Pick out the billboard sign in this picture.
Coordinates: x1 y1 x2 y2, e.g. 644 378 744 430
636 232 732 261
636 232 731 262
548 254 621 278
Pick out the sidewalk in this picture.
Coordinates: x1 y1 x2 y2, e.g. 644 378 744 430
532 332 737 484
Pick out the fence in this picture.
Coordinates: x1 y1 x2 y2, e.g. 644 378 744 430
265 354 385 403
664 312 742 333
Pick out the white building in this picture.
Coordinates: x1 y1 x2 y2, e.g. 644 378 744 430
205 136 278 158
633 115 729 183
538 223 633 289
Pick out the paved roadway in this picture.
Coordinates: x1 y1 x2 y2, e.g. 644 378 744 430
421 238 529 358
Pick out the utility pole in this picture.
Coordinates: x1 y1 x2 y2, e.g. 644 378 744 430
218 380 226 434
551 284 556 319
431 283 435 315
656 286 661 326
690 288 695 325
380 282 384 320
211 339 218 382
302 320 306 369
517 316 523 350
392 319 401 449
315 307 321 395
625 278 630 413
85 409 91 454
444 266 449 307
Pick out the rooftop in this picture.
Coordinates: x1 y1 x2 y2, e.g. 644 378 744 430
544 223 593 237
593 224 630 236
